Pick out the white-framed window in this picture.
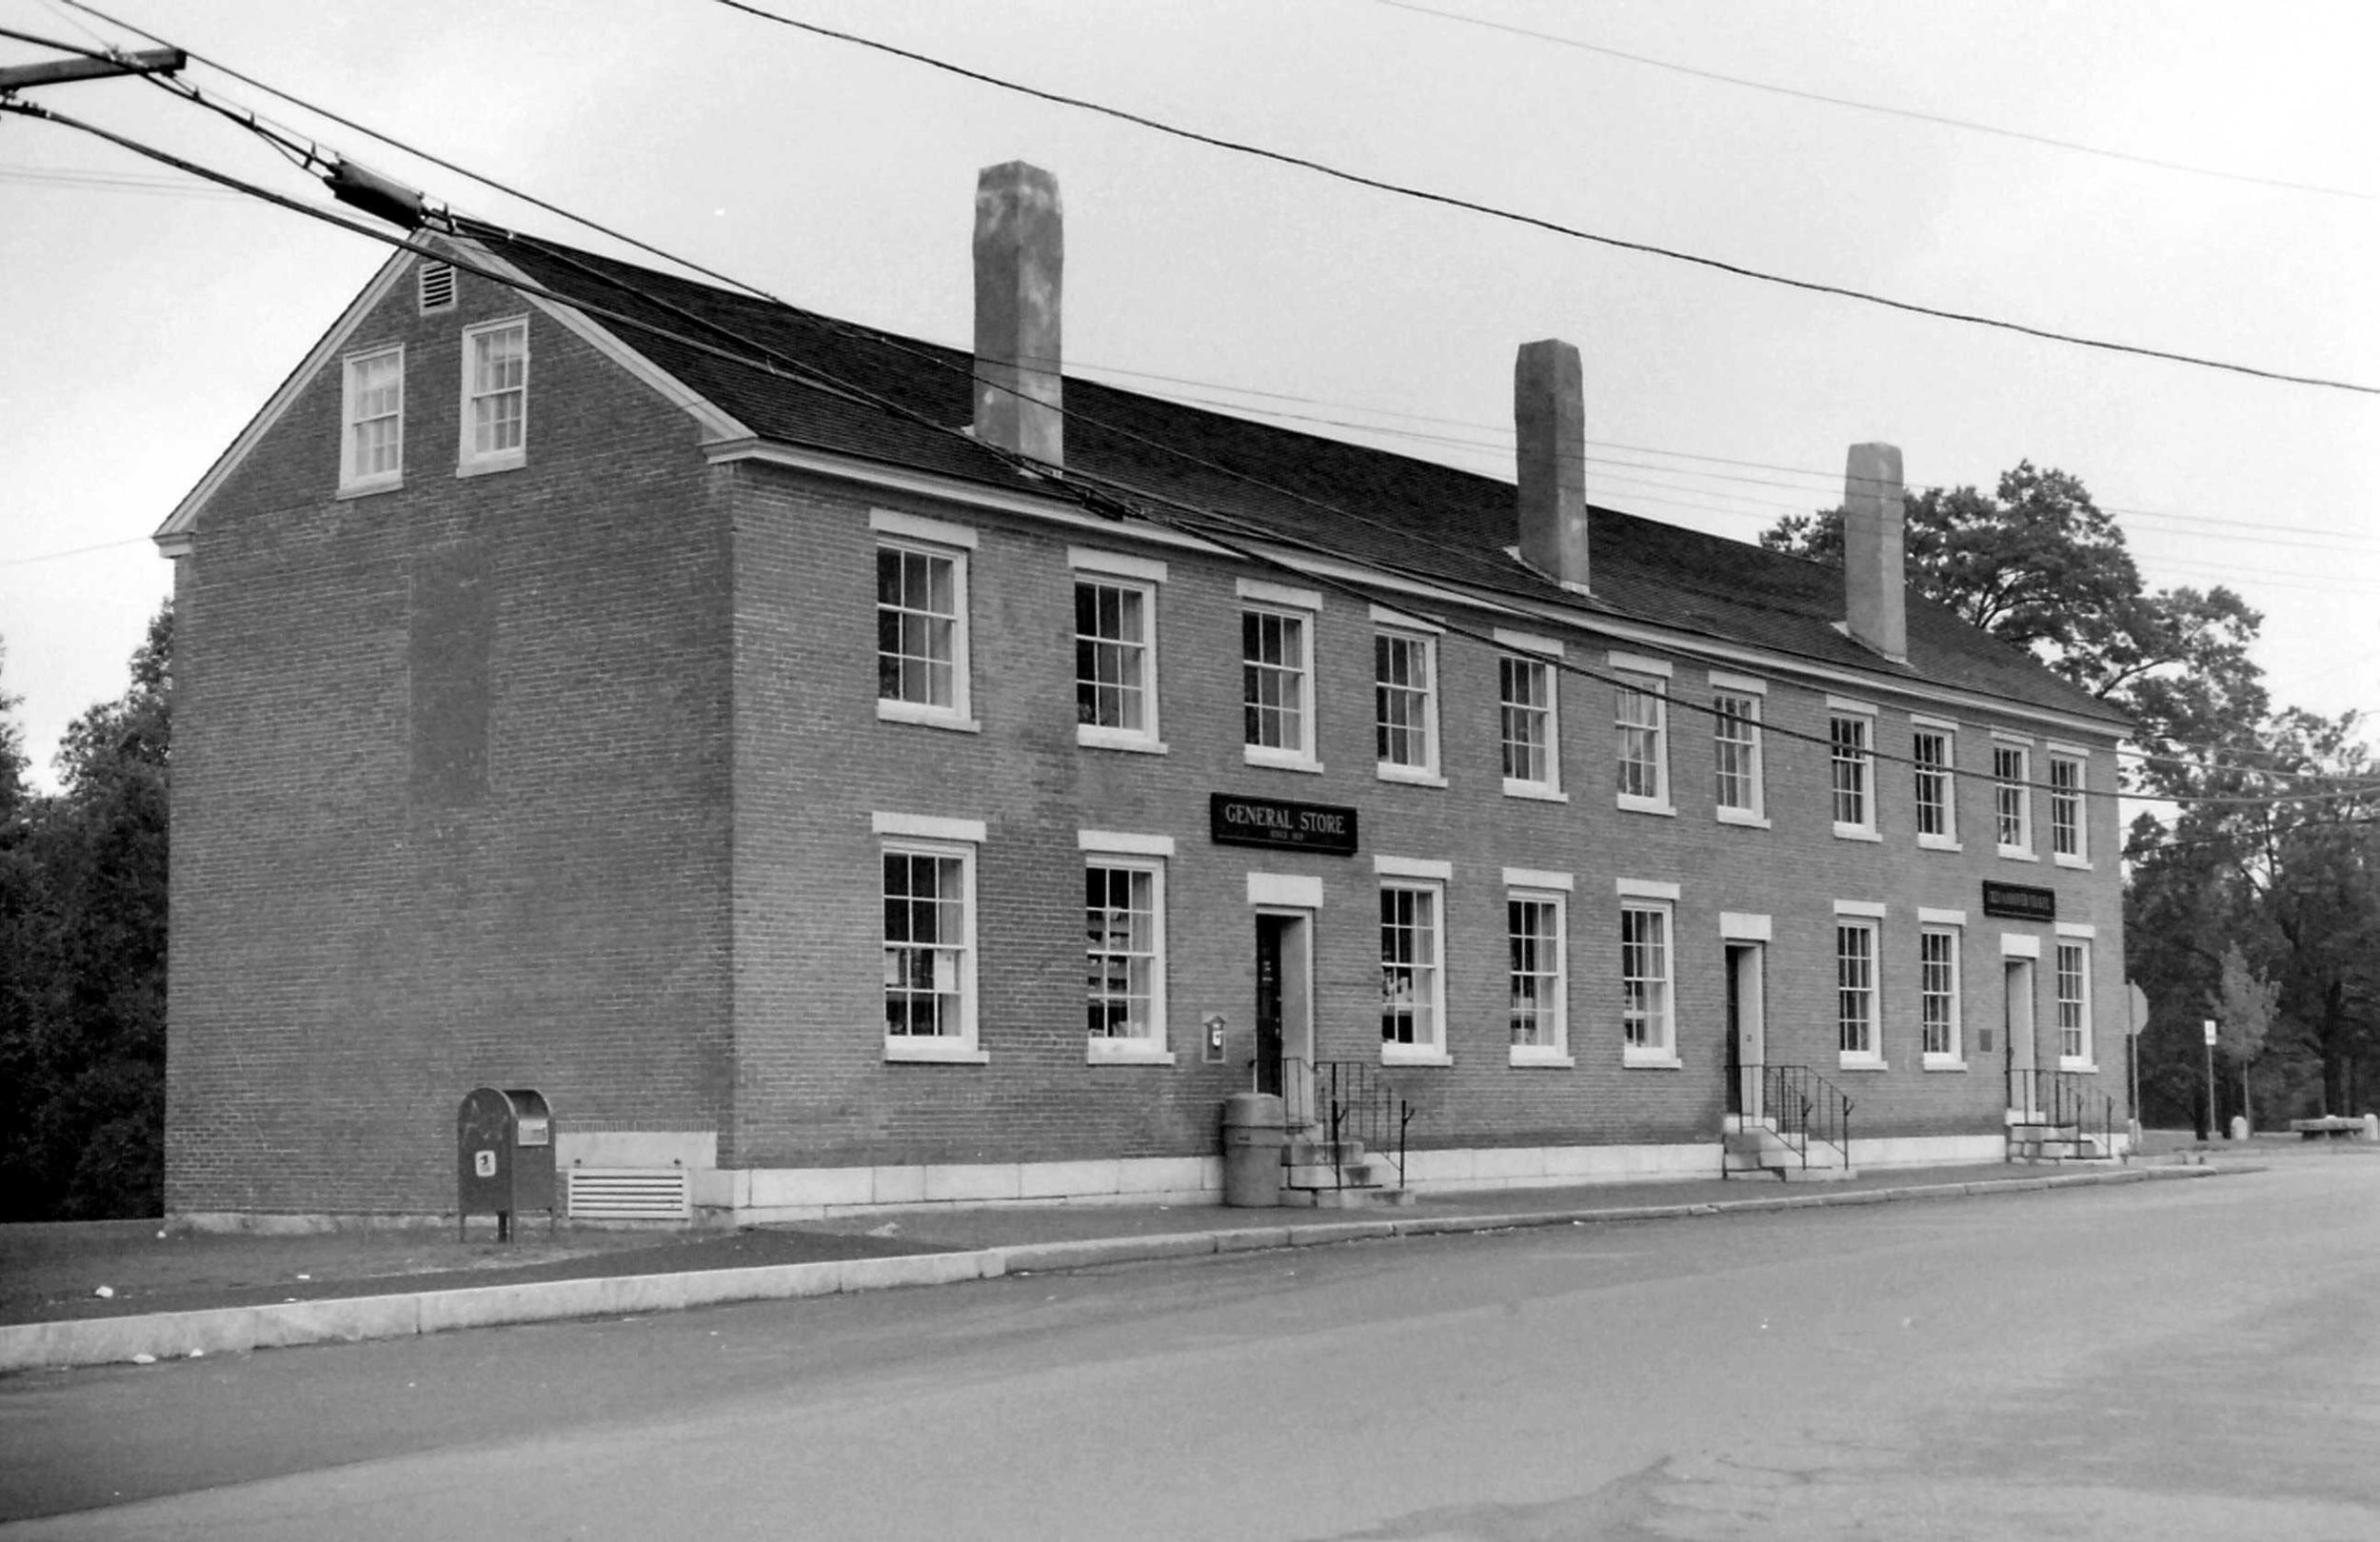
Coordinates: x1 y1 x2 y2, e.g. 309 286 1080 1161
1615 678 1671 811
1241 583 1320 770
1075 578 1157 747
1085 855 1168 1061
2050 752 2088 864
339 344 404 492
877 529 973 726
1619 899 1676 1062
1920 925 1962 1064
1500 653 1561 797
1375 624 1439 781
459 318 528 472
1836 916 1881 1064
2056 939 2092 1066
1914 723 1958 848
1993 741 2033 856
1712 688 1765 823
882 836 981 1062
1830 702 1876 838
1379 880 1444 1059
1508 888 1569 1062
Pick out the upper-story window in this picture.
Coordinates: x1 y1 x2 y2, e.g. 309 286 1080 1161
1993 739 2033 857
1240 580 1321 772
2049 751 2088 864
459 319 527 473
1374 617 1440 783
1829 700 1877 839
339 345 404 493
1070 549 1166 753
872 510 976 729
1497 639 1562 799
1710 675 1766 825
1913 722 1958 848
1611 654 1673 814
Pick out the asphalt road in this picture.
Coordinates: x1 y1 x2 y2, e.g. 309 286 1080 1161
2 1163 2374 1539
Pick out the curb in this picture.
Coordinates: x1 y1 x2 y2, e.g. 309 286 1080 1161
0 1165 2222 1374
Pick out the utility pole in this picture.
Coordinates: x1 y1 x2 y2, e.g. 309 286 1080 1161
0 42 185 96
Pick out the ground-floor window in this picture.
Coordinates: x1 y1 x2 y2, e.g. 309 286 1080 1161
2056 940 2092 1064
1380 883 1443 1056
883 843 974 1050
1920 927 1960 1060
1085 860 1164 1050
1508 892 1566 1053
1620 901 1674 1059
1837 919 1878 1060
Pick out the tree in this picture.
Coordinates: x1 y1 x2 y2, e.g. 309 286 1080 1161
2209 942 2278 1128
0 603 172 1219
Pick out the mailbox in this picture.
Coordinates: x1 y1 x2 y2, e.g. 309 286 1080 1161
457 1087 556 1240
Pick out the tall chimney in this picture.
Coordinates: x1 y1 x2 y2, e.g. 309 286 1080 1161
1842 442 1908 662
972 161 1063 467
1515 339 1589 592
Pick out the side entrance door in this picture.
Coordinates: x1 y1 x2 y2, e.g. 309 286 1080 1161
1725 942 1764 1124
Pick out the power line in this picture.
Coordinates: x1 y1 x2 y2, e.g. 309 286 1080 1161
1369 0 2374 204
707 0 2378 397
0 534 149 566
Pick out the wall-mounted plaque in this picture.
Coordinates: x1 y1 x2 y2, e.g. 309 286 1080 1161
1209 793 1359 857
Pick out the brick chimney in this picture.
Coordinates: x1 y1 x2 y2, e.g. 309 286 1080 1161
972 161 1063 467
1842 442 1908 662
1515 339 1589 592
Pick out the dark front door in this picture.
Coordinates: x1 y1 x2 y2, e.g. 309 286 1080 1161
1725 946 1744 1117
1255 914 1286 1095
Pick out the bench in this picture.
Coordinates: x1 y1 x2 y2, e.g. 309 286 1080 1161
2289 1116 2363 1141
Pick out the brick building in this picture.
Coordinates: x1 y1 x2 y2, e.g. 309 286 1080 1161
154 163 2131 1222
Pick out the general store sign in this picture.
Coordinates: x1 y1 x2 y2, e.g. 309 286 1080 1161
1209 793 1359 857
1981 880 2056 922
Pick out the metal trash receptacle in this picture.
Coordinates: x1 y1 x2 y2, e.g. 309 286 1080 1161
1220 1091 1287 1208
457 1087 556 1240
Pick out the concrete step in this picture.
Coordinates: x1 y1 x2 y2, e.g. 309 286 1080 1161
1776 1164 1860 1182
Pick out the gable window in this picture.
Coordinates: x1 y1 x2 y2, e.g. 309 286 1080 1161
1993 741 2033 857
1914 723 1958 848
1712 683 1765 824
1379 880 1444 1060
2056 939 2093 1067
1374 623 1439 781
459 318 527 472
1612 657 1673 813
1830 701 1877 839
1836 917 1880 1064
1241 581 1321 771
1619 897 1676 1063
1920 924 1962 1064
877 815 985 1063
2050 752 2088 864
1499 651 1561 797
339 345 404 493
1507 884 1569 1063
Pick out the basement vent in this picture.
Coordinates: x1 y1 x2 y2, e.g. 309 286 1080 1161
418 260 456 313
567 1166 691 1221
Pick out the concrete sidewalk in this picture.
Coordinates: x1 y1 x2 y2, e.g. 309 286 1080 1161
0 1161 2231 1374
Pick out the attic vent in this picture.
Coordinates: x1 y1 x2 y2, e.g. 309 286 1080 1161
567 1166 691 1221
418 260 456 313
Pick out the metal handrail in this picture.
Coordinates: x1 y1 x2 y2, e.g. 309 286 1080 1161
1317 1058 1411 1192
1759 1062 1854 1172
2009 1066 2119 1157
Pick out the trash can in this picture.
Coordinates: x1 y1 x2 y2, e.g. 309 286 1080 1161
1220 1091 1287 1208
457 1087 557 1240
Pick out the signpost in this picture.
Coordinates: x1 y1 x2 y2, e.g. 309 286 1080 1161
2126 984 2150 1145
2203 1018 2219 1142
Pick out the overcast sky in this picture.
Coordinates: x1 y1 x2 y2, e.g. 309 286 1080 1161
4 0 2372 789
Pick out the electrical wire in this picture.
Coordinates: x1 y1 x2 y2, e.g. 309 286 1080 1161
705 0 2378 397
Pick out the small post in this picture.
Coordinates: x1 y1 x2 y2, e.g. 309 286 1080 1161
2202 1018 2220 1141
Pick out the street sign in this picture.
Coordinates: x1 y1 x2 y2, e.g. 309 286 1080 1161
2203 1018 2219 1046
2128 984 2150 1038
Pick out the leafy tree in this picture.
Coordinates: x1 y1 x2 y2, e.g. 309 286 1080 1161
0 604 172 1219
2210 941 2279 1126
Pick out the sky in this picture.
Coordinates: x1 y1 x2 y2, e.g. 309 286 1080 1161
3 0 2373 790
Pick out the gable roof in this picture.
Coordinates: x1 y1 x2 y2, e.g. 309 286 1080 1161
175 221 2130 732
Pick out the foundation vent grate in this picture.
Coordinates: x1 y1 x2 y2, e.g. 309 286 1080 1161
566 1167 690 1221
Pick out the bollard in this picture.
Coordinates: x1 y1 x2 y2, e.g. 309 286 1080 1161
2229 1115 2249 1142
2364 1113 2378 1144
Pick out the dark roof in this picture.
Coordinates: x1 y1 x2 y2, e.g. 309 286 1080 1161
476 228 2124 729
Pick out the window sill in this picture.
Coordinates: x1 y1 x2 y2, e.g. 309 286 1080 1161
1509 1048 1575 1069
1835 1058 1891 1072
884 1040 990 1064
1376 763 1447 787
455 453 526 479
1382 1049 1453 1067
1922 1055 1968 1072
335 476 402 500
1617 797 1676 818
1087 1044 1177 1066
1918 835 1963 852
1833 823 1881 842
2058 1059 2100 1075
1502 780 1568 802
878 701 981 733
1622 1052 1682 1070
1242 746 1323 775
1077 725 1167 755
1716 807 1771 828
2053 853 2092 870
1997 848 2038 863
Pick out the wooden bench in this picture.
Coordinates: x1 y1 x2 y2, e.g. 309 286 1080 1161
2289 1116 2362 1140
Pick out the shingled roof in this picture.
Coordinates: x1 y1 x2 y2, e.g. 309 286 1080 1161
473 227 2125 731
